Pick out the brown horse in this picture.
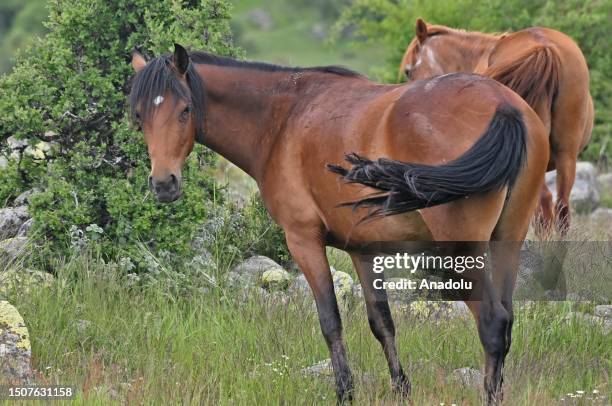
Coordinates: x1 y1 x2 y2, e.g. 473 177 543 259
399 19 594 236
130 44 548 403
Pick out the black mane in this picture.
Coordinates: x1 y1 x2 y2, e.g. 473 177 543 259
189 51 362 77
129 51 362 141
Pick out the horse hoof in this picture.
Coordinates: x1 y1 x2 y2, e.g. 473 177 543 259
392 376 411 398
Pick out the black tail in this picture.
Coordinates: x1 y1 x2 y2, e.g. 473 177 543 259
327 104 527 220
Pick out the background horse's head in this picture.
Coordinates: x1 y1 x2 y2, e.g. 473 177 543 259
399 19 497 82
130 44 205 202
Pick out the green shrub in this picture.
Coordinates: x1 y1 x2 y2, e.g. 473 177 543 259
335 0 611 162
0 0 241 268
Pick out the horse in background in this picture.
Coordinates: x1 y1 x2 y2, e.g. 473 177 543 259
400 19 594 236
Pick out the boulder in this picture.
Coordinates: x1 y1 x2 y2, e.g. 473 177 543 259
331 268 355 304
590 208 612 223
594 305 612 319
6 136 28 151
452 367 483 388
226 256 285 288
408 301 470 320
13 188 41 206
545 162 600 213
0 300 32 383
16 219 34 238
0 268 55 295
301 359 333 378
597 172 612 191
25 141 55 160
261 268 292 290
0 237 28 260
565 311 611 334
288 273 310 296
0 206 30 239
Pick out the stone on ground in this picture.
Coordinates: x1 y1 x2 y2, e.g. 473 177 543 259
0 300 32 383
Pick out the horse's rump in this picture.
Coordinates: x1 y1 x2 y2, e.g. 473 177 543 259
484 44 561 110
328 104 527 220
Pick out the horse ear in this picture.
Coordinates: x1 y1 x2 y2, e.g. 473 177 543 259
415 18 428 43
173 43 190 76
131 51 146 73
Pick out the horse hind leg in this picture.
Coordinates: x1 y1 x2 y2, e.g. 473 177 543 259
350 253 410 397
553 152 576 236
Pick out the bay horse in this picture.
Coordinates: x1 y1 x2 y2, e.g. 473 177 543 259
399 19 594 236
130 44 548 404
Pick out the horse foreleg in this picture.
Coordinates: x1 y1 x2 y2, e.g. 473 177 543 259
350 253 410 397
286 232 354 402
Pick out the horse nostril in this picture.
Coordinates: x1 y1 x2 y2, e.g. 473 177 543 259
148 176 154 190
169 174 177 186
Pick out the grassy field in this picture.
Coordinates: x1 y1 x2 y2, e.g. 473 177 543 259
2 245 609 405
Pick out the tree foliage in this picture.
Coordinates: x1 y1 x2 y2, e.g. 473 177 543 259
336 0 611 162
0 0 241 267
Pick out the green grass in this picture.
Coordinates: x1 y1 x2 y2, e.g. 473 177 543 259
3 252 609 405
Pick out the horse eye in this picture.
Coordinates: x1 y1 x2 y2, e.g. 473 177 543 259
404 66 412 80
179 105 191 122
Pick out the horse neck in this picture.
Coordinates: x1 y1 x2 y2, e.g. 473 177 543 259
194 64 300 181
448 32 501 73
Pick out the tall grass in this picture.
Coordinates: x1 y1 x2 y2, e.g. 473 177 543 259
3 250 609 405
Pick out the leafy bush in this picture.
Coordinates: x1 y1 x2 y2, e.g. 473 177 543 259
335 0 611 162
0 0 243 268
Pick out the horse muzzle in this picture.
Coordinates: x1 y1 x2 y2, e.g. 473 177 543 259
149 174 181 203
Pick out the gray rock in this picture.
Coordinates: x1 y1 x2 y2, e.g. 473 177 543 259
0 156 7 169
594 305 612 319
597 172 612 191
0 237 28 260
331 268 354 304
590 208 612 223
565 311 611 334
352 284 363 300
0 206 30 240
288 273 310 296
261 268 292 290
301 359 333 378
6 136 28 151
13 188 41 206
408 301 470 320
1 268 55 295
248 9 273 30
16 219 34 238
226 255 285 288
452 367 483 388
545 162 600 213
0 300 32 383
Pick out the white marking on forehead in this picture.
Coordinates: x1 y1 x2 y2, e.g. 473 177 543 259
426 48 441 68
153 95 164 106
